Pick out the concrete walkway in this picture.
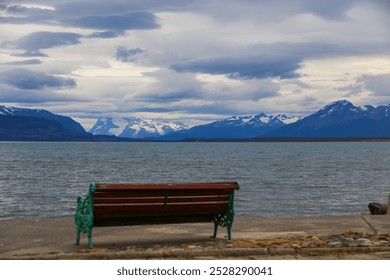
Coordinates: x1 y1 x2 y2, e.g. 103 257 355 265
0 215 389 259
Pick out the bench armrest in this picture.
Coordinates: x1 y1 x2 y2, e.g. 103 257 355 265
74 183 96 234
74 195 93 233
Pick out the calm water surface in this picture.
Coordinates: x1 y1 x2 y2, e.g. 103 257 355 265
1 142 389 219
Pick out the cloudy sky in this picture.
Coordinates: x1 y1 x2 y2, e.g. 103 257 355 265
1 0 390 128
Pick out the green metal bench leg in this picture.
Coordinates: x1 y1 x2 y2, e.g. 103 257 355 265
88 231 93 248
76 230 80 245
227 226 232 240
213 221 218 238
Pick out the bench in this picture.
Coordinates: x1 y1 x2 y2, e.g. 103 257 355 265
74 181 240 248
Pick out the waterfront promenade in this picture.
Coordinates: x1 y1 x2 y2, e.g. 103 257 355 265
1 215 389 259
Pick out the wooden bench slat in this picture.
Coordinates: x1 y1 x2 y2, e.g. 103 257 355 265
94 189 232 198
93 214 218 227
94 195 229 205
94 197 166 204
95 182 239 191
94 202 228 216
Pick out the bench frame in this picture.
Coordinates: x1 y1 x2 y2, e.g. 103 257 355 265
75 182 239 248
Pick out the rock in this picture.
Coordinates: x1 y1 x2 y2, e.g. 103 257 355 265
312 236 321 244
328 240 342 246
368 202 387 215
356 238 372 246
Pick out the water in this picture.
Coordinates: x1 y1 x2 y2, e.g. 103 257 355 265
1 141 390 219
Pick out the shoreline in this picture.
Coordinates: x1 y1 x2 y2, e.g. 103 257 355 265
1 214 389 259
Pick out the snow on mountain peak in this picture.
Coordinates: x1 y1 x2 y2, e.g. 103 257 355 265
276 114 302 124
318 100 359 118
89 116 189 138
212 113 301 128
0 105 17 115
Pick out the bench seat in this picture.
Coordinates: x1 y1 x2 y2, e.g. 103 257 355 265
75 182 239 248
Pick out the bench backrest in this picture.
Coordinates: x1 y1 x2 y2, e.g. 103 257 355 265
90 182 239 227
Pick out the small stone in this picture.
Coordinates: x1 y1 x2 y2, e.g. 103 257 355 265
348 240 360 247
356 238 372 246
328 241 342 246
343 238 356 246
312 236 321 244
301 241 310 248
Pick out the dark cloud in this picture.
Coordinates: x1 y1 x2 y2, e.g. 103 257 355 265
11 51 49 57
132 107 179 113
184 0 363 24
304 0 366 20
86 30 124 39
171 42 337 79
115 46 146 63
0 68 76 90
0 3 160 36
0 85 87 104
4 59 42 65
2 4 54 14
138 91 200 103
5 31 82 52
68 12 159 31
0 3 55 25
55 0 195 16
172 57 301 79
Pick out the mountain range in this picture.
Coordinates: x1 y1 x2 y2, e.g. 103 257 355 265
89 117 189 139
264 100 390 138
1 100 390 141
157 114 301 140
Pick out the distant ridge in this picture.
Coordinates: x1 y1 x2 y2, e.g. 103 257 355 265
0 105 92 141
0 105 86 135
264 100 390 138
157 113 301 140
2 100 390 141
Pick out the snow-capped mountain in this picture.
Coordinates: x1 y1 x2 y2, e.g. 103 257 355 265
266 100 390 138
87 117 123 136
160 113 302 140
0 105 89 140
89 116 189 138
0 105 87 135
209 113 300 127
